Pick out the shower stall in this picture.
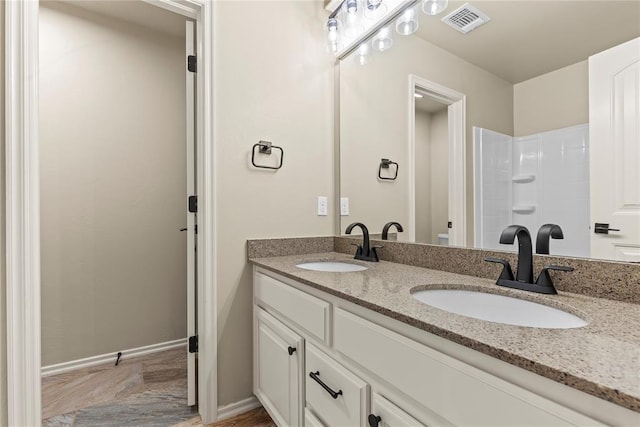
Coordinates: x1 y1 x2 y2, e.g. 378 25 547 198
474 124 590 257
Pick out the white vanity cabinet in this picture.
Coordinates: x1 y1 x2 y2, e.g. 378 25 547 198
305 343 369 427
253 270 331 426
254 309 304 426
253 268 619 427
333 308 600 426
369 393 426 427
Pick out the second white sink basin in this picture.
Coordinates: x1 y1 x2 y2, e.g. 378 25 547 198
412 289 587 329
296 261 367 273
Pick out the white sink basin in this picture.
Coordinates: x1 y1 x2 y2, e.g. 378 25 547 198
412 289 587 329
296 262 367 273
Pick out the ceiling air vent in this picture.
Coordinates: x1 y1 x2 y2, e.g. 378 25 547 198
441 3 491 34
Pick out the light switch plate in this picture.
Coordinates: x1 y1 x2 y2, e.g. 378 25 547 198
317 196 328 216
340 197 349 216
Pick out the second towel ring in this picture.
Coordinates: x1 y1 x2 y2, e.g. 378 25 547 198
378 158 398 181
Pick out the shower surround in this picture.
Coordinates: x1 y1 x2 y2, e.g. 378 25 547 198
474 124 590 257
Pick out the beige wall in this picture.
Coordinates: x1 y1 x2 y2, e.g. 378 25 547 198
430 109 449 244
514 60 589 137
414 108 449 244
39 3 187 365
415 111 432 243
340 34 513 242
214 1 334 406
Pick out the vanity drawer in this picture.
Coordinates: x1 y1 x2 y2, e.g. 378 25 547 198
304 408 325 427
334 308 602 426
305 343 369 427
370 393 426 427
254 272 330 343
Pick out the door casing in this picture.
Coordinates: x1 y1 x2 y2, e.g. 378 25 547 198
4 0 218 424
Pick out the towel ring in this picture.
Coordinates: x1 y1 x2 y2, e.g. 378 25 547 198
252 141 284 170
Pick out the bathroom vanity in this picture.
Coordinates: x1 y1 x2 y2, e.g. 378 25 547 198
250 250 639 427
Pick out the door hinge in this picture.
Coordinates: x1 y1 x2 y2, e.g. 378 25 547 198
187 55 197 73
188 336 198 353
188 195 197 213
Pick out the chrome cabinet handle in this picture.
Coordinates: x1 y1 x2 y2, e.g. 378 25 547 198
309 371 342 399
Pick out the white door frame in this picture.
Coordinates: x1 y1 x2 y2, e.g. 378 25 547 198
5 0 218 424
408 75 467 246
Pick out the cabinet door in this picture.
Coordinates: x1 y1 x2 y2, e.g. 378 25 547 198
368 393 425 427
254 308 303 427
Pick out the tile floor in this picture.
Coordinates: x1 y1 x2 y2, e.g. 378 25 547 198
177 407 275 427
42 347 198 426
42 347 275 426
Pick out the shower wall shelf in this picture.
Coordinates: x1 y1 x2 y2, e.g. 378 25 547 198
512 175 536 183
512 205 536 214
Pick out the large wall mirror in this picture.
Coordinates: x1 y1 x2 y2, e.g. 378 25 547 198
338 0 640 262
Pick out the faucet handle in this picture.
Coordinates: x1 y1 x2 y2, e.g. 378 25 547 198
535 265 574 290
484 257 515 281
350 243 363 256
369 246 382 262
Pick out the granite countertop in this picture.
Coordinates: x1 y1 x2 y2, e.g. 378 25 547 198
250 252 640 412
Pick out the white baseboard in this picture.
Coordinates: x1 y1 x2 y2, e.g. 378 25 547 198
41 338 187 377
217 396 261 421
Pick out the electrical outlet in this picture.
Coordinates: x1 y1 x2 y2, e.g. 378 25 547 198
317 196 328 216
340 197 349 216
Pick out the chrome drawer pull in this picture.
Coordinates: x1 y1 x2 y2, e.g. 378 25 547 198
309 371 343 399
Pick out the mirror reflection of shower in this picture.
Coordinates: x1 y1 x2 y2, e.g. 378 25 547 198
473 124 590 257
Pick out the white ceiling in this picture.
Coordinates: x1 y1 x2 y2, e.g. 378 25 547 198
50 0 187 38
414 1 640 83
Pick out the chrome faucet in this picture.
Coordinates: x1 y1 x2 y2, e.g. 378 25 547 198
536 224 564 255
381 222 403 240
484 225 573 294
345 222 380 262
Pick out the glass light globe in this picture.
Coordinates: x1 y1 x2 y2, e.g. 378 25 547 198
346 0 358 14
395 6 419 36
372 27 393 52
343 0 364 40
326 18 340 53
422 0 448 16
355 42 371 66
365 0 388 19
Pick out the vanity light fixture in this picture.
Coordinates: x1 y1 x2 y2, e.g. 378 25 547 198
365 0 388 19
372 26 393 51
422 0 448 16
325 0 450 63
326 18 340 53
395 5 419 35
344 0 364 38
355 42 371 65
